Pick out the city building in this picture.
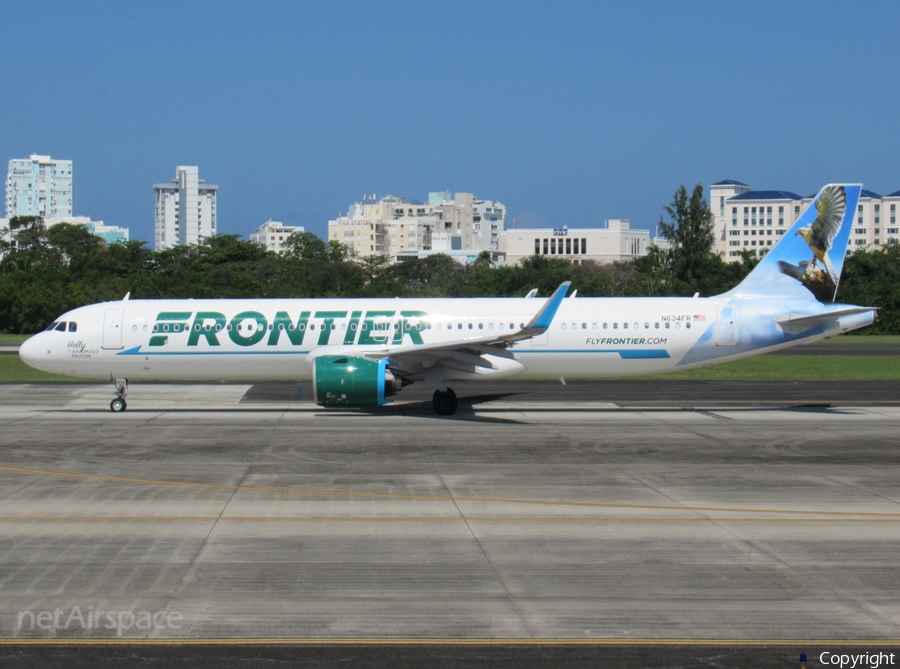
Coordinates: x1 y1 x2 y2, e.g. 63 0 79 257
5 154 73 219
249 220 305 253
711 180 900 261
153 166 217 250
0 216 129 250
396 232 504 265
47 217 130 245
501 219 665 266
328 191 506 262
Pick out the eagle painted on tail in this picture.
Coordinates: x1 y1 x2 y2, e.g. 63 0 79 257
777 185 847 302
796 185 846 284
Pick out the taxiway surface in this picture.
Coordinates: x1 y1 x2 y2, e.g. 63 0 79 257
0 381 898 644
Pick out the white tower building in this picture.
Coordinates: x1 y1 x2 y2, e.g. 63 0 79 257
153 166 217 250
5 154 73 218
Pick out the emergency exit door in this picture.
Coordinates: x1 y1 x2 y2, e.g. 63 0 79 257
716 306 737 346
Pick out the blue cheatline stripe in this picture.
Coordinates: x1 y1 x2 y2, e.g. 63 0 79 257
514 349 670 359
117 347 311 356
116 346 669 360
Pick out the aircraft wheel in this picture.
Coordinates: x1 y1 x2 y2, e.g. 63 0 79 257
110 398 127 413
432 388 458 416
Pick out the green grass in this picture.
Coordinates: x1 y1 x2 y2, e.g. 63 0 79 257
0 334 29 346
0 355 101 382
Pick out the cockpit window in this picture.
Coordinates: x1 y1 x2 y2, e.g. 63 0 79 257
55 322 67 332
45 322 60 331
68 322 77 332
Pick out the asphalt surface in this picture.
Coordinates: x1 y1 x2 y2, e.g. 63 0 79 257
0 382 898 668
244 378 900 407
2 643 897 668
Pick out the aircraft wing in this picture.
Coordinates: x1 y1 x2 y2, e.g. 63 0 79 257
364 281 570 374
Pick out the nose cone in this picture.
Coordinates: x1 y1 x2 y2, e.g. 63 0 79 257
19 333 49 371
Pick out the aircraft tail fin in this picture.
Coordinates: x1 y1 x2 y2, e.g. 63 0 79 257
725 184 862 303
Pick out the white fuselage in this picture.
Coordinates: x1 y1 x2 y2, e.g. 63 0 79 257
18 295 873 382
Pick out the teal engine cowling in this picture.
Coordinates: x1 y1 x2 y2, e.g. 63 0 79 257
313 355 405 407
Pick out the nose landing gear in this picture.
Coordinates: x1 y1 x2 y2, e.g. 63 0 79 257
110 378 128 412
432 387 458 416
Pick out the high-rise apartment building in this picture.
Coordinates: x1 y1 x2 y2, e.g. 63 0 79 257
5 154 73 219
153 166 217 250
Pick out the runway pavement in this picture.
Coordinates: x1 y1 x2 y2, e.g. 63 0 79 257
0 381 898 667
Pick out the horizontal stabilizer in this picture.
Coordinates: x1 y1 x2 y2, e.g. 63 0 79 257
777 307 875 335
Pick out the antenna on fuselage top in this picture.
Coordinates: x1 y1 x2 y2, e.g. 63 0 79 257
122 292 130 301
525 288 538 298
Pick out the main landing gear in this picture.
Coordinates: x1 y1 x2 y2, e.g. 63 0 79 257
432 387 458 416
110 378 128 412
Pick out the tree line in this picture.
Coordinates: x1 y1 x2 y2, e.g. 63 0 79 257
1 185 897 334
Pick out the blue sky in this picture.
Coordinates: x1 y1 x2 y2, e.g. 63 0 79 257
2 0 898 243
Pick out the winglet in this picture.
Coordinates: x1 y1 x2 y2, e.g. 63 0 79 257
526 281 571 332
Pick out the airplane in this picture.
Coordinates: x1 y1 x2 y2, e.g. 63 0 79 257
19 184 876 416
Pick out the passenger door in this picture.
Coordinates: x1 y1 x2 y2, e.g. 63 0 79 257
102 309 124 349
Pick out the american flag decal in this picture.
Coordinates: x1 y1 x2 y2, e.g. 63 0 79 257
693 314 706 321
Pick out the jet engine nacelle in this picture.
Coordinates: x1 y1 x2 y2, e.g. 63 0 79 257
312 355 404 407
